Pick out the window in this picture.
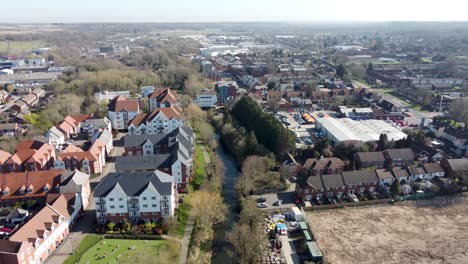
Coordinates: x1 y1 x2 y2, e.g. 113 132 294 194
143 204 148 208
151 197 156 200
109 198 114 201
110 205 115 209
118 198 123 201
142 197 147 200
119 205 124 208
152 204 157 207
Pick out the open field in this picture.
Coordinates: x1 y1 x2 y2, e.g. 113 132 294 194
68 236 179 264
306 195 468 264
0 40 43 54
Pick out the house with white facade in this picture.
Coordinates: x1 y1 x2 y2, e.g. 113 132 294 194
148 88 179 111
93 171 176 224
128 105 184 135
82 117 112 137
195 90 218 108
44 126 65 146
94 90 130 103
108 96 140 130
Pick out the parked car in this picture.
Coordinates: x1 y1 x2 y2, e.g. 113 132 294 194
256 197 267 203
257 202 268 208
273 200 282 206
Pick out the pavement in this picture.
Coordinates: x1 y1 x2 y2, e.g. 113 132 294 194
279 235 301 264
45 133 125 264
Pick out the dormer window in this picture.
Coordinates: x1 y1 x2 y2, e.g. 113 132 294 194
43 186 49 192
26 186 33 193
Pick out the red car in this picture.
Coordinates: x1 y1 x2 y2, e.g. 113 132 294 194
0 227 13 235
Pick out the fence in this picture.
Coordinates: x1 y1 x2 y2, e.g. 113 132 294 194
303 198 393 211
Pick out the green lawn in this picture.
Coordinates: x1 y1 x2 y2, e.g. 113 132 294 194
173 200 191 238
192 144 206 189
67 237 179 264
64 235 102 264
0 40 43 54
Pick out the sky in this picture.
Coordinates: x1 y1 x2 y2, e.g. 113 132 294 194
2 0 468 23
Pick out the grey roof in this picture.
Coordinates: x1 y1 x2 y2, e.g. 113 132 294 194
61 170 90 186
306 176 324 190
376 169 393 180
391 167 410 178
356 151 385 163
45 126 65 139
93 170 173 197
93 128 112 146
445 158 468 171
342 170 378 185
384 148 415 160
124 126 193 154
321 173 345 189
84 118 109 128
423 163 444 174
408 165 426 176
116 154 173 172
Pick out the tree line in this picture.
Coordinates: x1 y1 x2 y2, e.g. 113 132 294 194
231 96 295 157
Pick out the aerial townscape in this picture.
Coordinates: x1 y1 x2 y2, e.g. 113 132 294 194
0 2 468 264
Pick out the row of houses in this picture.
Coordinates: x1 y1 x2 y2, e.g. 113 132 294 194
296 162 445 200
0 169 90 264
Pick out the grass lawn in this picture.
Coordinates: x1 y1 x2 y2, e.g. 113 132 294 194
0 40 43 54
192 144 206 189
77 238 179 264
64 235 102 264
173 200 191 238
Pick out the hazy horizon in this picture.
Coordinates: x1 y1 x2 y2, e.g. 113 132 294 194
2 0 468 23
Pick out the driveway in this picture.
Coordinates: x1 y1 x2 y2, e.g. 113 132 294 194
45 133 125 264
253 183 297 210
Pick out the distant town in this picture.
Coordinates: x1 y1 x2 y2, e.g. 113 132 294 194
0 22 467 264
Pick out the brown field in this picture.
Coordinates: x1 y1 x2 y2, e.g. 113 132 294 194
306 195 468 264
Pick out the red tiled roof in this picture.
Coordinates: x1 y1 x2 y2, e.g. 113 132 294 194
0 150 11 164
69 114 92 123
148 88 178 104
129 113 147 126
109 96 139 112
0 170 63 200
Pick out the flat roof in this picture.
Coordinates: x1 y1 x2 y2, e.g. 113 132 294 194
306 241 323 257
299 221 308 230
317 117 407 143
303 230 312 241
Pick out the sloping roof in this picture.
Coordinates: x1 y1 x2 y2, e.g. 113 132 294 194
0 240 24 254
384 148 415 160
306 176 324 190
408 165 427 176
46 126 65 139
0 150 11 164
115 154 173 171
342 170 378 185
376 169 394 180
148 88 178 104
444 158 468 171
423 163 444 174
391 166 410 178
15 140 44 151
321 173 345 188
355 151 385 163
303 157 345 170
69 114 92 123
109 96 139 112
60 170 90 186
128 113 147 126
93 171 173 197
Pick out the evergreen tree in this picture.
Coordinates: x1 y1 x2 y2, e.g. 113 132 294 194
390 179 401 196
336 64 347 78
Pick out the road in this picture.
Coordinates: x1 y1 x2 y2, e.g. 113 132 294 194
353 81 441 126
45 133 125 264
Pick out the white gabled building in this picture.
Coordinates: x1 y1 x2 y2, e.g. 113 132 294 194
93 171 176 224
128 105 184 135
107 96 140 130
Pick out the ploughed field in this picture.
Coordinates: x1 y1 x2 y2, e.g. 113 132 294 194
306 195 468 264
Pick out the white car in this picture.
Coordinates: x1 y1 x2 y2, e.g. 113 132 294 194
257 202 268 208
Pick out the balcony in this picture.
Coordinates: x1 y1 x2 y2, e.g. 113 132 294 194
128 206 139 211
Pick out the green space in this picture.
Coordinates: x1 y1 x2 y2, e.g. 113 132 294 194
64 235 102 264
76 238 178 264
192 144 206 189
0 40 43 54
173 199 191 237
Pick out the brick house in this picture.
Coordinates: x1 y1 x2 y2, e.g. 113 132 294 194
321 173 346 198
302 157 345 176
342 170 379 194
2 141 55 173
296 176 325 200
354 151 386 169
441 158 468 183
383 148 415 168
54 140 105 174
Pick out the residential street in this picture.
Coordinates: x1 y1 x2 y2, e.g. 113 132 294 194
45 133 125 264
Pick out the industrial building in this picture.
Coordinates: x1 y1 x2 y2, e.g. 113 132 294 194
315 117 407 145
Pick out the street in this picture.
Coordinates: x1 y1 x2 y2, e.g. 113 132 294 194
44 133 125 264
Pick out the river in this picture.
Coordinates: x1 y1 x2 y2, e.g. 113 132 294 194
211 143 240 264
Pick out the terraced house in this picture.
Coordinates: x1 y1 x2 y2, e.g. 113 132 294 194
148 88 180 111
1 141 55 173
127 105 184 135
108 96 140 130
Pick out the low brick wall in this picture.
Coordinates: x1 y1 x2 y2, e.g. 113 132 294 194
303 198 393 211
